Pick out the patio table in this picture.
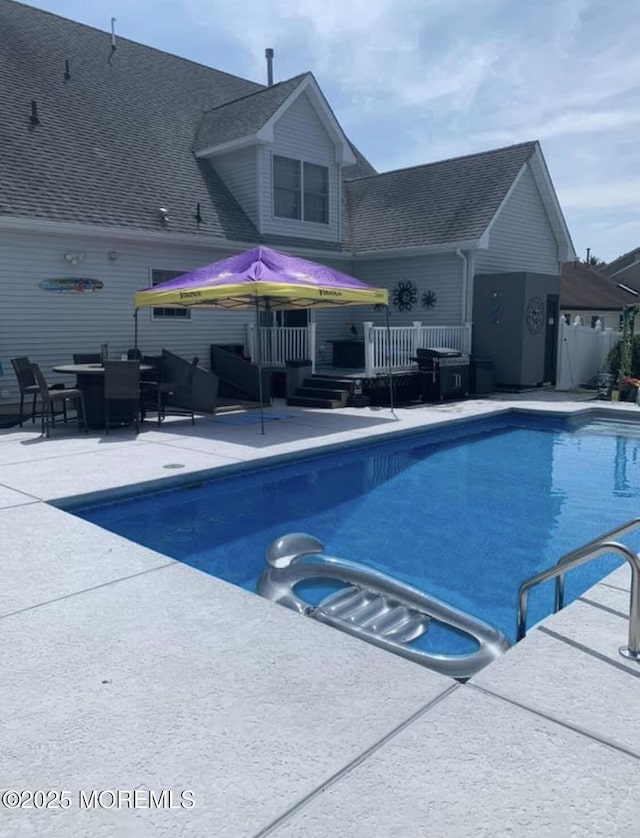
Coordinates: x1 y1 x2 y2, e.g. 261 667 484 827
53 363 153 430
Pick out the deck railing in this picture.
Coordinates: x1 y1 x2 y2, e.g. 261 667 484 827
246 321 470 377
363 322 472 376
246 324 316 372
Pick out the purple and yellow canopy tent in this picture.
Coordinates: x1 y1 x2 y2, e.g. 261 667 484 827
133 246 391 432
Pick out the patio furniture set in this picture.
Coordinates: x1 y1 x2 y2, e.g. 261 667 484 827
10 350 199 438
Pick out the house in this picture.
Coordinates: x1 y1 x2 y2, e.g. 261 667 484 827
560 260 634 331
600 247 640 293
0 0 576 403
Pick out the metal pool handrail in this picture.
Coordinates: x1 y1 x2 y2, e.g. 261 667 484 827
555 517 640 611
516 539 640 661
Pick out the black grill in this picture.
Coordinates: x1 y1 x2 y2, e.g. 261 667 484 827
411 347 469 402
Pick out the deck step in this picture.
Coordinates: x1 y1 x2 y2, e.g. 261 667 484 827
305 377 354 392
287 395 344 409
295 387 348 401
290 385 350 408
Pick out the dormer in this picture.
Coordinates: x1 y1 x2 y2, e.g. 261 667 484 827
194 74 356 242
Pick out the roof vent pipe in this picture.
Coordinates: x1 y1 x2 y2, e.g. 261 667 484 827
29 100 40 126
265 48 274 86
111 17 117 51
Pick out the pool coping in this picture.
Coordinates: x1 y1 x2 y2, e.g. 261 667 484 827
50 401 633 510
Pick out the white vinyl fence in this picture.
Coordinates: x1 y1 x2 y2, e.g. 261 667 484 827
556 320 619 390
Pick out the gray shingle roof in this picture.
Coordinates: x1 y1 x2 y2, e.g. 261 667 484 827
342 142 377 180
561 261 633 309
1 1 539 256
194 74 308 152
344 142 537 252
0 0 264 239
601 247 640 278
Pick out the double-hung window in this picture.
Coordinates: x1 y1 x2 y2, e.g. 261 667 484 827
151 269 190 319
273 155 329 224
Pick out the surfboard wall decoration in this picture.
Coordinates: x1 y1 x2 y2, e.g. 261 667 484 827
39 278 104 293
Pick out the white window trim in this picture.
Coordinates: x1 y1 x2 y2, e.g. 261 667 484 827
149 269 191 321
272 154 330 226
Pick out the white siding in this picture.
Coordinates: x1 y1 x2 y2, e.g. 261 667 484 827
0 230 253 404
475 164 560 275
314 253 465 354
258 93 341 242
210 148 259 227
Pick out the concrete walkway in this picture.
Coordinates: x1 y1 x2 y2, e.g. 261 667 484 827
1 394 639 837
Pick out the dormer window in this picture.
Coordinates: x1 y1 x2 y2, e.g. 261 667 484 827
273 155 329 224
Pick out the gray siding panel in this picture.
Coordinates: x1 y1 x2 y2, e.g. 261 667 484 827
0 231 252 403
259 93 341 242
475 164 560 275
210 148 259 228
314 253 465 355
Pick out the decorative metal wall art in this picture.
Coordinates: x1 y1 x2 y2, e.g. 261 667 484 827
421 290 437 309
393 281 417 311
39 278 103 293
526 296 544 334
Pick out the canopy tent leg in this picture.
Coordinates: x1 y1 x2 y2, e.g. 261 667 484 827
255 294 265 435
385 306 396 417
133 308 139 350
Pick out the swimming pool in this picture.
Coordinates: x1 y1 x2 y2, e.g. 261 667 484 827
72 412 640 645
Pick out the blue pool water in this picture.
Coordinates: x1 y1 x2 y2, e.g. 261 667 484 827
72 413 640 644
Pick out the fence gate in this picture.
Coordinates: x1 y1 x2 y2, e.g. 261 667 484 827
555 321 619 391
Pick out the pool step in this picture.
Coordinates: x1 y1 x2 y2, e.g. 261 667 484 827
317 585 431 643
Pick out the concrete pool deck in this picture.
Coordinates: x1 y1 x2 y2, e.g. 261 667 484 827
2 393 640 837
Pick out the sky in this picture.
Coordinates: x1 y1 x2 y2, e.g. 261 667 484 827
21 0 640 263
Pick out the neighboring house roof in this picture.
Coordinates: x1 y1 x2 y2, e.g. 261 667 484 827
560 261 636 309
601 246 640 278
609 262 640 292
344 142 538 252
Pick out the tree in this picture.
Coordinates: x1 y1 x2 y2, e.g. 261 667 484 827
588 254 606 266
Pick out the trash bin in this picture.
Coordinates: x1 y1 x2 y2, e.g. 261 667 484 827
470 357 495 395
285 359 312 399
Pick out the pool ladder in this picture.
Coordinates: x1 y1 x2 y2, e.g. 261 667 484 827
517 517 640 661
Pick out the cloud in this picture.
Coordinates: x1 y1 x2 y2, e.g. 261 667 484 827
559 180 640 211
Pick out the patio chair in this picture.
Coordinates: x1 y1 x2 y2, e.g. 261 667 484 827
73 353 102 364
31 363 87 438
11 356 40 427
11 356 66 427
141 352 199 426
103 360 141 434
